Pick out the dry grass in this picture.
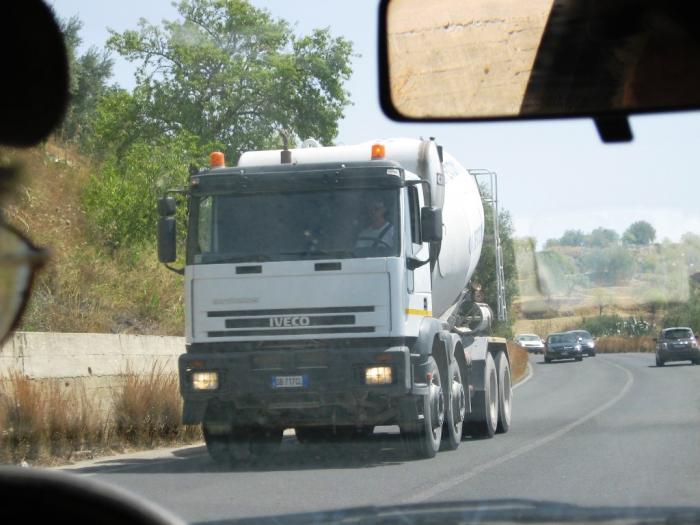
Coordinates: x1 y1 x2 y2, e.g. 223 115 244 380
113 365 200 447
0 368 201 466
3 141 184 335
0 372 107 464
508 341 529 384
595 336 655 353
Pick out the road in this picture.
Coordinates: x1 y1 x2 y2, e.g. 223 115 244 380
62 353 700 523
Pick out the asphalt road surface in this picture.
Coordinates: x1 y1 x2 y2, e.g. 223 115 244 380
62 353 700 523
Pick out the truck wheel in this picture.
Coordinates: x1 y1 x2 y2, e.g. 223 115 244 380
440 359 465 450
575 356 583 362
402 360 443 458
495 351 512 434
656 355 665 367
464 352 498 439
203 424 232 464
544 356 552 364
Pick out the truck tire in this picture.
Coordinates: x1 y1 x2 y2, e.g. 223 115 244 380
544 356 552 364
464 352 498 439
440 359 465 450
203 424 232 464
495 351 512 434
401 360 443 458
656 355 665 367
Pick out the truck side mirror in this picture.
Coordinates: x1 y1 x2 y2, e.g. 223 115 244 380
158 196 177 217
158 217 177 263
421 207 442 242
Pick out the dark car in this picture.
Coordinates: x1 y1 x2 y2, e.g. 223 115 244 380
568 330 596 357
655 327 700 366
544 332 583 363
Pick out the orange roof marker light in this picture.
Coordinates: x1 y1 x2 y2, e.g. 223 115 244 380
371 143 385 160
210 151 225 168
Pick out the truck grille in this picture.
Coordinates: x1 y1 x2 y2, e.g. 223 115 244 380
206 306 375 338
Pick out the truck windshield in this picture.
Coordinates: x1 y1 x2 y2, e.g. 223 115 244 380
192 188 400 264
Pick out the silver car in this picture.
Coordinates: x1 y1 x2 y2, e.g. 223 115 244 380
515 333 545 354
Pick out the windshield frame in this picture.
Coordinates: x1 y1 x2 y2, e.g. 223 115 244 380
186 163 407 266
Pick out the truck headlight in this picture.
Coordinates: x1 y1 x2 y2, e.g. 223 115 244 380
192 371 219 390
365 366 392 385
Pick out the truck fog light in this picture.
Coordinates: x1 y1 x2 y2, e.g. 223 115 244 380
365 366 392 385
192 371 219 390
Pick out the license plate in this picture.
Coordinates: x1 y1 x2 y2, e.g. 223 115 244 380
271 375 309 389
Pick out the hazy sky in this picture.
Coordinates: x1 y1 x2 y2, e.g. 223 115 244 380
51 0 700 245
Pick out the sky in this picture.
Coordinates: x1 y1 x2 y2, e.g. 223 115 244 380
50 0 700 246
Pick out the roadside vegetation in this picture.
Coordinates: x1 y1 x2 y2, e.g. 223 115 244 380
0 369 200 465
512 223 700 352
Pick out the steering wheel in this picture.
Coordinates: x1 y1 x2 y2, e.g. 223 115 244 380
355 237 391 248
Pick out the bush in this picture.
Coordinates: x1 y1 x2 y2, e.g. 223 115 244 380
0 368 201 465
595 336 655 353
577 314 654 337
112 364 200 448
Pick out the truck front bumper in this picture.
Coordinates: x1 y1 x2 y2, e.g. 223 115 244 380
179 343 413 426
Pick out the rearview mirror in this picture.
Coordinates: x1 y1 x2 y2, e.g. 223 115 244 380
380 1 700 131
420 207 442 242
157 217 176 263
158 196 177 217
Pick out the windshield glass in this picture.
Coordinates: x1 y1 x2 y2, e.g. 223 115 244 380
569 331 592 340
191 188 400 263
517 335 539 341
549 334 576 344
663 328 693 340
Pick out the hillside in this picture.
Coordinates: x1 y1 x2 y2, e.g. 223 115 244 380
512 237 700 337
3 142 183 335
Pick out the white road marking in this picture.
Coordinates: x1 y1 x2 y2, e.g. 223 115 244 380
402 358 635 503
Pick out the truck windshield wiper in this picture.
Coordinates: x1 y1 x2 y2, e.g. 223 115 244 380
275 250 356 260
200 254 271 264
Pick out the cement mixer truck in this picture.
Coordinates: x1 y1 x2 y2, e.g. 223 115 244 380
157 137 513 462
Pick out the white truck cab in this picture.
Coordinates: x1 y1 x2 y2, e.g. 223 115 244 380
157 138 512 462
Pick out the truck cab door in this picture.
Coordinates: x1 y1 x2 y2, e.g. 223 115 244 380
406 185 432 313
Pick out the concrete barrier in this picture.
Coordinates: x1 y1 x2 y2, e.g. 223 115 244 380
0 332 186 411
0 332 185 379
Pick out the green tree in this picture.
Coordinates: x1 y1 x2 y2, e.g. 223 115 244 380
586 227 619 248
559 229 586 247
535 250 579 297
622 220 656 245
471 206 518 336
107 0 354 162
84 0 354 250
582 246 636 285
57 15 114 143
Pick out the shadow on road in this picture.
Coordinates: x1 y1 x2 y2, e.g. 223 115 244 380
67 428 491 475
647 362 696 368
535 359 580 366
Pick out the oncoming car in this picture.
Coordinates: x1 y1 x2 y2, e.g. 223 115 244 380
514 333 544 354
655 327 700 366
544 332 583 363
568 330 596 357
